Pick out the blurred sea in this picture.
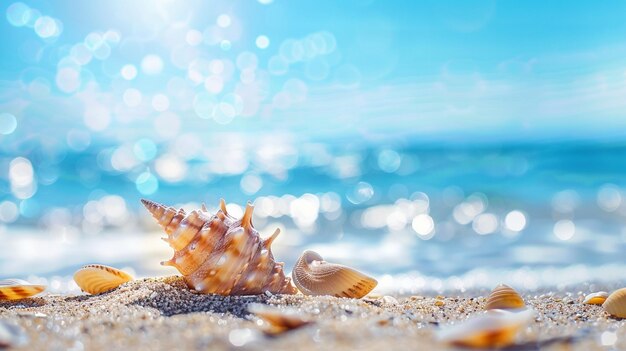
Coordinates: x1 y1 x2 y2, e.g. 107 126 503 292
2 1 626 295
2 141 626 294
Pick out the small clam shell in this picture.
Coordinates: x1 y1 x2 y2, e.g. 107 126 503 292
437 308 535 348
603 288 626 318
485 284 525 310
73 264 133 295
380 295 398 304
0 279 45 301
291 250 377 298
583 291 608 305
247 303 312 335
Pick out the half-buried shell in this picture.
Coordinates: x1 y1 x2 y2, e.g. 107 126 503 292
291 250 377 298
485 284 525 310
248 303 312 335
603 288 626 318
73 264 133 295
583 291 608 305
0 279 45 300
437 308 535 349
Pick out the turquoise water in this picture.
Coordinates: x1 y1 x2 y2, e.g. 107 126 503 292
2 142 626 293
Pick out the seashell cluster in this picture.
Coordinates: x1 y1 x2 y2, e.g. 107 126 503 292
603 288 626 318
437 308 535 349
247 303 312 335
485 284 525 310
73 264 133 295
142 199 297 295
292 250 377 298
0 279 45 301
583 291 608 305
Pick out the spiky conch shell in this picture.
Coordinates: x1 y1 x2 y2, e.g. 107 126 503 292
141 199 297 295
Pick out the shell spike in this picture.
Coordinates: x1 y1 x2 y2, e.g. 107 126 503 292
141 198 164 217
241 202 254 229
219 198 228 215
141 199 180 232
264 228 281 247
160 259 175 267
201 203 208 212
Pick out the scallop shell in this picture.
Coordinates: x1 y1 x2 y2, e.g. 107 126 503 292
142 199 297 295
247 303 312 335
73 264 133 295
603 288 626 318
0 279 45 300
583 291 608 305
291 250 377 298
485 284 525 310
437 308 535 348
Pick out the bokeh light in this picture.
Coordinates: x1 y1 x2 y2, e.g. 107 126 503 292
141 54 164 75
554 220 575 241
504 210 527 232
255 35 270 49
0 112 18 134
6 2 30 27
412 213 435 239
121 64 137 80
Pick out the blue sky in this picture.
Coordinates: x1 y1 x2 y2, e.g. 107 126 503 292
1 0 626 144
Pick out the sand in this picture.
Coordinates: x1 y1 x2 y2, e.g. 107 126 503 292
1 276 625 350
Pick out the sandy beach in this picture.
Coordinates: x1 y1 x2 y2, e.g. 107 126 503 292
0 276 624 350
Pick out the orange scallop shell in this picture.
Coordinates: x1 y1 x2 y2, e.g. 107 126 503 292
142 199 297 295
603 288 626 318
485 284 525 310
73 264 133 295
0 279 45 300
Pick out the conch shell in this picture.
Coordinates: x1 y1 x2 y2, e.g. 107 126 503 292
291 250 377 298
73 264 133 295
485 284 525 310
437 308 535 348
141 199 297 295
0 279 45 300
603 288 626 318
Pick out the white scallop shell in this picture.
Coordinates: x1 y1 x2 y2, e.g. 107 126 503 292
291 250 377 298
